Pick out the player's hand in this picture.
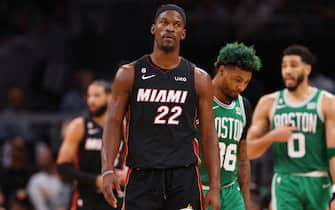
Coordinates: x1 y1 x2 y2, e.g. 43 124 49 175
114 167 128 187
204 187 220 210
102 172 121 208
96 175 103 192
329 193 335 210
271 124 298 143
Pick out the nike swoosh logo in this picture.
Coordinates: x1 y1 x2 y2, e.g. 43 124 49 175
276 105 286 109
88 128 100 135
213 106 219 110
142 74 156 80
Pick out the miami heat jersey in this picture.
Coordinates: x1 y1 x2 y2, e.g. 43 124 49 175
127 55 197 169
77 116 123 192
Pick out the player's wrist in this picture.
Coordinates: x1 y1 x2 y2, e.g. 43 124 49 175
95 175 100 189
101 169 115 178
209 185 221 191
330 185 335 207
330 184 335 202
268 130 278 143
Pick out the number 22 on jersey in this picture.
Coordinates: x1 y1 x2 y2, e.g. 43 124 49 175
154 105 182 125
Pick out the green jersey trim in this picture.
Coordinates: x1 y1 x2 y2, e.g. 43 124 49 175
270 88 324 127
238 96 247 127
202 180 236 190
269 91 280 128
213 96 246 127
317 90 329 122
283 88 317 108
213 96 236 109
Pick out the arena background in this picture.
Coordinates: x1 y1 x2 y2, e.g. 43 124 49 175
0 0 334 209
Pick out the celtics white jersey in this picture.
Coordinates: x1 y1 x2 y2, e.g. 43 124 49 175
270 88 328 174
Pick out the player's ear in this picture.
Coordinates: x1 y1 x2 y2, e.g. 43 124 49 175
150 24 155 35
181 29 186 40
305 64 312 76
218 65 225 74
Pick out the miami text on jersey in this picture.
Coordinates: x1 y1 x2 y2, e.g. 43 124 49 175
136 88 188 104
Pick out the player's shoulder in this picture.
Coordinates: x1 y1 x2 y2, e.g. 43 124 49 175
68 116 85 131
61 116 86 141
194 66 210 79
118 63 135 72
193 66 212 96
257 91 278 106
320 89 335 107
317 89 335 117
114 62 136 87
320 89 335 100
194 66 212 92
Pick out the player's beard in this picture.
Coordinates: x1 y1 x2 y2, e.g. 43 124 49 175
222 83 239 102
158 37 177 53
90 103 107 117
286 73 304 92
159 44 176 53
226 94 238 102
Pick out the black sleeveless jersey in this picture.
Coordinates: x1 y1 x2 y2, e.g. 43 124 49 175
77 116 124 192
127 55 197 169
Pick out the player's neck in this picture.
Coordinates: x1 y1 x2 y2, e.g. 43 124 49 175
212 81 232 105
214 92 233 105
93 114 106 127
286 83 313 101
150 47 180 70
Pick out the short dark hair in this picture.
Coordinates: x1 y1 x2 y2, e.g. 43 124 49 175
154 4 186 26
214 42 262 72
283 44 315 65
91 80 112 93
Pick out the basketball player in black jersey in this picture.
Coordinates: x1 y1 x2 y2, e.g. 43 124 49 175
57 80 125 210
101 4 220 210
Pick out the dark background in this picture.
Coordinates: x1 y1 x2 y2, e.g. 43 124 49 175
0 0 334 110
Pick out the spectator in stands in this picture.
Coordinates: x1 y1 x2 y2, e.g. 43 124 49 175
0 137 33 209
60 69 95 115
235 0 281 40
310 72 335 94
0 189 4 209
27 143 70 210
0 87 32 141
8 194 32 210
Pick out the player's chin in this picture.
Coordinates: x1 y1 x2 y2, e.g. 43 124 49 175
284 79 296 87
229 94 239 101
231 91 240 98
161 40 176 48
285 83 297 91
88 109 96 114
